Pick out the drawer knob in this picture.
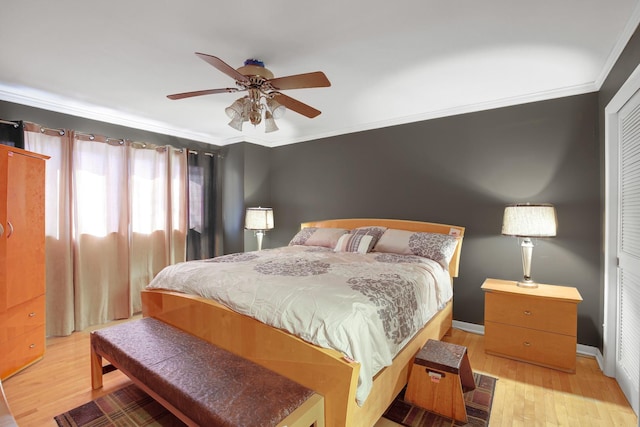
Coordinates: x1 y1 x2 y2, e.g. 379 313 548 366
523 310 532 316
523 341 531 347
29 343 36 349
28 312 36 317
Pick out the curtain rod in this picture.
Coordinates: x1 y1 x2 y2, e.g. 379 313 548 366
23 121 65 136
0 119 19 128
188 149 220 158
20 120 222 157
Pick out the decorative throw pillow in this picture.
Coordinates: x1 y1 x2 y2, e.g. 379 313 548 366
289 227 350 248
351 226 387 244
334 233 375 254
373 229 459 268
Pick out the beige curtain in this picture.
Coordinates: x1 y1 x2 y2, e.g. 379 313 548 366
23 124 74 336
129 144 187 314
72 134 131 329
25 125 188 335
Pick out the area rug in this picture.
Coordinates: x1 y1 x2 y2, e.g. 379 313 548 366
54 384 185 427
54 373 496 427
382 372 497 427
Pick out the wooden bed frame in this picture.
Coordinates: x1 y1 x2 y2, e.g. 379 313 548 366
141 218 465 427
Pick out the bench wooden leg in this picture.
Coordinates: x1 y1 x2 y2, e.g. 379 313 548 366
277 393 325 427
90 346 103 390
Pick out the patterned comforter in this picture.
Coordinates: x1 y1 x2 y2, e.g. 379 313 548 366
146 245 453 405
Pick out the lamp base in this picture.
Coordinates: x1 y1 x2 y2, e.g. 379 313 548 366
255 230 264 251
517 238 537 288
517 279 538 289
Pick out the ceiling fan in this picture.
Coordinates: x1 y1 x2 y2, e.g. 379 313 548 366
167 52 331 132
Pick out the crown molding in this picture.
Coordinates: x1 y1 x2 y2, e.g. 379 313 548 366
595 2 640 89
0 85 224 145
0 81 599 148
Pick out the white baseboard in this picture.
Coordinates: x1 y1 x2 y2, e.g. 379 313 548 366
452 320 485 335
452 320 605 372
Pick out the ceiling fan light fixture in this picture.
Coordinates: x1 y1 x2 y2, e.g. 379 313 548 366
264 110 279 133
225 98 246 119
267 98 286 119
168 53 330 134
228 116 244 131
249 109 262 126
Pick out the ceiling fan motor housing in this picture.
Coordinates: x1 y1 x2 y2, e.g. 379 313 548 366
237 60 274 80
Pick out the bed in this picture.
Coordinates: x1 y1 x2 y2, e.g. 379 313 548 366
141 218 465 427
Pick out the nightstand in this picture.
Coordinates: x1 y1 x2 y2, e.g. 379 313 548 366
481 278 583 373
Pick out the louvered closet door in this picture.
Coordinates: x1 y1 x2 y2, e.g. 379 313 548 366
617 89 640 413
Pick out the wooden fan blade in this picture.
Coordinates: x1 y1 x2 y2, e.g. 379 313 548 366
268 71 331 90
195 52 250 83
272 92 321 118
167 88 240 100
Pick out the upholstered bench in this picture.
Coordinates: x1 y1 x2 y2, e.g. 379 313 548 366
90 317 324 427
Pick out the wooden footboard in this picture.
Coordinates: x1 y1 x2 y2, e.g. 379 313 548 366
141 289 452 427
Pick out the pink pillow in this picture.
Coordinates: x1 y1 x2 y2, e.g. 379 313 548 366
289 227 349 248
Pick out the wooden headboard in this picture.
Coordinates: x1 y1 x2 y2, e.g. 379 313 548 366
300 218 465 279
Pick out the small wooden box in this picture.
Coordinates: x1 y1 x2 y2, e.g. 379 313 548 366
405 339 475 423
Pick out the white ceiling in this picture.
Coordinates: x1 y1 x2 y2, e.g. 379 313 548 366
1 1 639 147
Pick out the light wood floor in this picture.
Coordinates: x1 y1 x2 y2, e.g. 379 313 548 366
2 323 637 427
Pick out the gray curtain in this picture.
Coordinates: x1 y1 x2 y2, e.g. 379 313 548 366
187 151 217 260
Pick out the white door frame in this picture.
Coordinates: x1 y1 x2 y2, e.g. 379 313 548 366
604 62 640 417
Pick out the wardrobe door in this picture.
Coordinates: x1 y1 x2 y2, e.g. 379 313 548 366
5 150 46 308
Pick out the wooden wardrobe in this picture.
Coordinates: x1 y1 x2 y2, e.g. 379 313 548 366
0 145 48 380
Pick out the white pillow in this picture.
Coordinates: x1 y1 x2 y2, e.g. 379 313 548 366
289 227 349 248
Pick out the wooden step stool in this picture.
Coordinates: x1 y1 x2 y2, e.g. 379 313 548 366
405 339 475 423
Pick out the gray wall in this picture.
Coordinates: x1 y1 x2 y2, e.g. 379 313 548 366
220 143 246 255
220 142 272 254
268 93 602 347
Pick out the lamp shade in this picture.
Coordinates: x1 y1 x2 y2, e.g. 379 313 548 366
264 110 279 133
267 98 286 119
502 204 557 237
225 98 246 120
245 207 274 231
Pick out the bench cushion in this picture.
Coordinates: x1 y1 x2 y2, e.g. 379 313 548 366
91 317 316 427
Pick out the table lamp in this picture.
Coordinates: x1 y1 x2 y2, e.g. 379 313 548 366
501 203 557 288
245 207 274 251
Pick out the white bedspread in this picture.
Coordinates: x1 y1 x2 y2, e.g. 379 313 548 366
146 245 453 404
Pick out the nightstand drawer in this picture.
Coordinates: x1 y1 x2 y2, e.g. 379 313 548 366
485 321 577 372
485 291 577 336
